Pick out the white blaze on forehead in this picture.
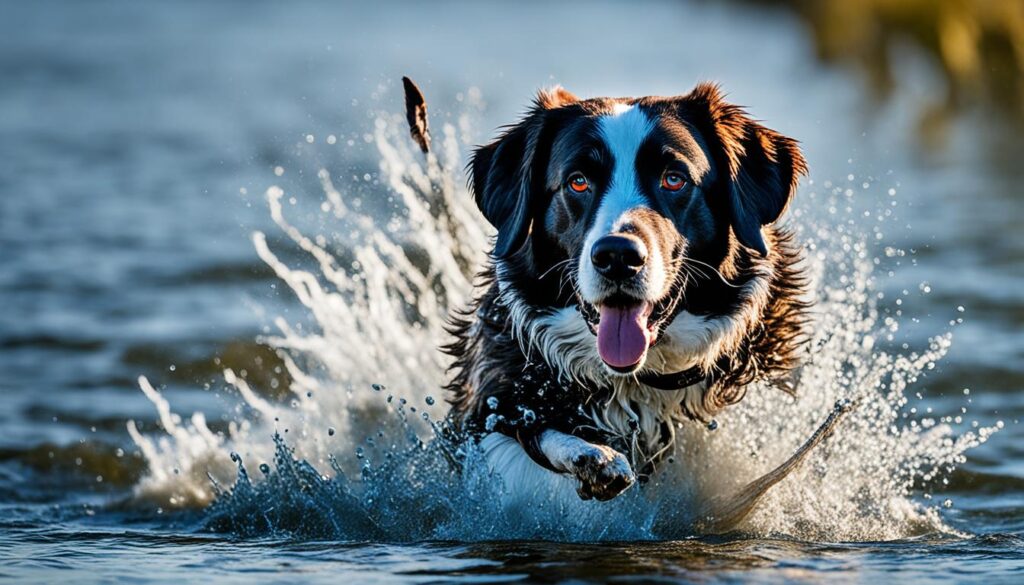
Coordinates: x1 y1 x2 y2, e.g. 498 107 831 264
579 104 667 301
598 104 653 217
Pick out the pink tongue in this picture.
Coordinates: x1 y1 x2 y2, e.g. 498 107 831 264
597 304 651 369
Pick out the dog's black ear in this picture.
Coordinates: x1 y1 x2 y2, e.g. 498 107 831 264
469 87 577 258
683 83 807 256
469 123 538 258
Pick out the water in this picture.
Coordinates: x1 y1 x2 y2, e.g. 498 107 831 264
2 1 1023 582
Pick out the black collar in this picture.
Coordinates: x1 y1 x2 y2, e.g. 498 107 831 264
636 365 706 391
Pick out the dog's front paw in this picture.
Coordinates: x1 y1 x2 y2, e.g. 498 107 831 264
572 445 635 501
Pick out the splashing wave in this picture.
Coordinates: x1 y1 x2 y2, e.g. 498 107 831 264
128 98 999 541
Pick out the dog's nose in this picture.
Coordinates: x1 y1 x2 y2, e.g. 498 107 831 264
591 235 647 281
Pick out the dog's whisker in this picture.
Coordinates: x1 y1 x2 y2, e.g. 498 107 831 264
680 256 744 289
558 265 580 300
538 258 573 281
666 255 711 282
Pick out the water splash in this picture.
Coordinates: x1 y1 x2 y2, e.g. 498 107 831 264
129 95 998 542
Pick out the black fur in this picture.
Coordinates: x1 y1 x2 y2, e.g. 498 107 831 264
427 82 811 494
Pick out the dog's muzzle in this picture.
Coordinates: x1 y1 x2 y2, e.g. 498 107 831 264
585 234 655 372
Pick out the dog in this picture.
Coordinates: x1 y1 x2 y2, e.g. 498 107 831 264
403 78 813 508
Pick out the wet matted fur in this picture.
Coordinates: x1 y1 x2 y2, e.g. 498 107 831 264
416 81 811 501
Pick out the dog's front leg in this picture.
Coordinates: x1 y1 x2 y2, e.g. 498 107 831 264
531 429 636 501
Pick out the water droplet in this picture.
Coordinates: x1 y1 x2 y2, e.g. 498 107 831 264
942 499 953 508
328 427 336 436
259 463 270 475
372 383 385 392
706 420 719 431
425 396 435 406
485 413 502 432
486 396 499 410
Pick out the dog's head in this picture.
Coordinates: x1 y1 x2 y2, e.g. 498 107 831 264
471 84 806 374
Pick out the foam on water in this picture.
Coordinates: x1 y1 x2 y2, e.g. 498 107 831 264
128 97 999 541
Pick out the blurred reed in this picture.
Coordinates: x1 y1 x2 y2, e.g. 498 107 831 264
738 0 1024 145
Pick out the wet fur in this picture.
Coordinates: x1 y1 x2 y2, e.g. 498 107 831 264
438 83 810 494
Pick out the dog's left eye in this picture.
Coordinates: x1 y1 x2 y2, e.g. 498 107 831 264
567 172 590 193
661 172 686 192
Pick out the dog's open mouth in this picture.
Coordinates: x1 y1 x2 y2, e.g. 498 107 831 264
580 294 669 373
597 301 653 371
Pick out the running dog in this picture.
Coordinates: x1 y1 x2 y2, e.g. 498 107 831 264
403 78 842 524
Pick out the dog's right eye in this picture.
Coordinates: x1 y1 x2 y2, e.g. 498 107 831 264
661 172 686 192
567 173 590 193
